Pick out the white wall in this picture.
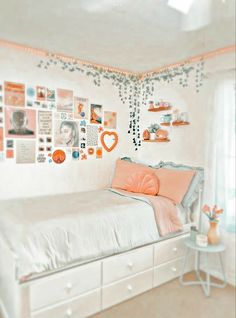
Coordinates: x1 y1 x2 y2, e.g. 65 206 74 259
0 47 135 199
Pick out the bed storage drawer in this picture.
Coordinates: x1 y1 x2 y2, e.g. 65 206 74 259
31 288 101 318
102 245 153 285
154 235 188 266
30 261 101 311
153 256 194 287
102 269 153 309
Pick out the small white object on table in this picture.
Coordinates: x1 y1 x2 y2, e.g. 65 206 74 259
179 237 226 296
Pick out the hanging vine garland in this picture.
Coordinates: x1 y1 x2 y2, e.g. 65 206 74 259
37 54 205 150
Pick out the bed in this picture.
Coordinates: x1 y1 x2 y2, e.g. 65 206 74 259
0 160 204 318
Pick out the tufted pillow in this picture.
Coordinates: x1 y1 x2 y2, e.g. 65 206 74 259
112 159 156 193
154 161 204 208
125 171 159 196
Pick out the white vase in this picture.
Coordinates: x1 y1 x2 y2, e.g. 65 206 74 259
150 133 156 140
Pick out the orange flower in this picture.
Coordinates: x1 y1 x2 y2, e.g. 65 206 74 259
202 204 210 212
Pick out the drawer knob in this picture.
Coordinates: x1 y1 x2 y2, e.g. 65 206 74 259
66 283 73 290
66 309 72 317
171 267 177 272
127 284 133 292
172 247 178 252
127 261 133 269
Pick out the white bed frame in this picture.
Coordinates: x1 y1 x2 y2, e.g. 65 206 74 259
0 190 202 318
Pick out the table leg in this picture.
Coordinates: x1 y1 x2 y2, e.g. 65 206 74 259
209 252 227 289
205 252 210 296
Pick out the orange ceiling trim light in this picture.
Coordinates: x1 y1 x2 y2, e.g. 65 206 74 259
0 38 235 76
141 44 236 78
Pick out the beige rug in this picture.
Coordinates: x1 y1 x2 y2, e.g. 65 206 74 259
92 272 235 318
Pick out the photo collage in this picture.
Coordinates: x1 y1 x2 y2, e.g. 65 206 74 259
0 81 118 164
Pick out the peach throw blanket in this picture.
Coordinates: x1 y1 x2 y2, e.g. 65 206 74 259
147 195 183 236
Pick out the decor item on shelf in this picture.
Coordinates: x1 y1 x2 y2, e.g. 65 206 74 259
142 129 150 140
160 114 172 124
148 100 155 110
180 111 188 122
156 100 172 109
156 129 169 141
202 204 224 245
196 234 208 247
148 123 160 140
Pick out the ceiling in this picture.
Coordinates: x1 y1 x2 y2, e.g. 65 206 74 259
0 0 235 72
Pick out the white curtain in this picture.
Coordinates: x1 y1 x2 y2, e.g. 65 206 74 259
205 70 235 233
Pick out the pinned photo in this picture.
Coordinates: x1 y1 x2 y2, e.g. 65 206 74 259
90 104 102 124
38 111 52 135
47 89 55 101
6 149 14 159
36 86 46 101
57 88 73 112
74 97 89 119
6 140 14 148
104 111 117 129
26 87 36 99
5 108 36 138
54 120 79 147
16 140 36 164
0 127 3 151
27 100 33 107
96 147 103 159
4 82 25 107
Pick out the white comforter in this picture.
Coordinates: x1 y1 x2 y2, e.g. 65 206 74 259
0 189 160 280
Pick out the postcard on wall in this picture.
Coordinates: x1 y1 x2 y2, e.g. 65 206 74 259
36 86 46 101
90 104 102 124
104 111 117 129
57 89 73 112
74 97 89 119
38 111 52 135
4 82 25 107
47 89 55 101
16 140 36 164
5 107 36 138
6 149 14 159
0 127 3 151
54 120 79 147
26 87 36 99
87 125 98 146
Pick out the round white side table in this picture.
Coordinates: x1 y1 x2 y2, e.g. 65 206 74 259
179 237 227 297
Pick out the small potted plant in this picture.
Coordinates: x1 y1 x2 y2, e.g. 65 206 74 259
148 123 160 140
202 204 224 245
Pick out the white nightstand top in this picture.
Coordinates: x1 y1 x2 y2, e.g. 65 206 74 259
185 238 225 253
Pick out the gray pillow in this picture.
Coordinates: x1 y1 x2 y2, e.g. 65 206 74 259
154 161 204 208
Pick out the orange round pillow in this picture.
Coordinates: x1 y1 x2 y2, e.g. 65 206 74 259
125 172 159 196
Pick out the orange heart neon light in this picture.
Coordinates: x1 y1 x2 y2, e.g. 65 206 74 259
100 131 118 152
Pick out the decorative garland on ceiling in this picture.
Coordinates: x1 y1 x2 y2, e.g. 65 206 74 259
37 54 204 150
